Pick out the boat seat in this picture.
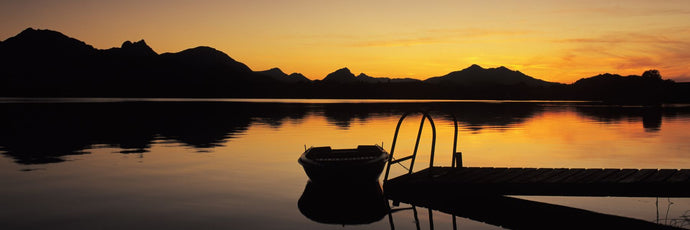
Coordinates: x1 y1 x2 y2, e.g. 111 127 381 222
308 145 383 162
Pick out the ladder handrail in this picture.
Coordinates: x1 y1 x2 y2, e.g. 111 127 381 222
384 112 460 230
384 112 436 182
450 113 459 168
383 112 459 182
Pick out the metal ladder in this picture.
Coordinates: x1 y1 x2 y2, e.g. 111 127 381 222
383 111 461 182
384 111 461 230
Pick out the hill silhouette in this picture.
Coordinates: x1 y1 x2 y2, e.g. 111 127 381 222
322 67 358 83
105 40 157 57
256 68 309 83
356 73 421 83
0 28 688 102
572 70 676 103
0 28 275 97
318 68 420 84
425 64 556 87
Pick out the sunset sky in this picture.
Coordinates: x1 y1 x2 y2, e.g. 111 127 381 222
1 0 689 83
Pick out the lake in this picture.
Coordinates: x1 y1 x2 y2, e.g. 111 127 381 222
1 99 689 229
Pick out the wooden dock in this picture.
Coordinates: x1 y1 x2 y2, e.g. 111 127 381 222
384 167 690 197
388 194 685 230
384 166 690 229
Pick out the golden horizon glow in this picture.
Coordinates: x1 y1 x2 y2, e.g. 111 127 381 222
2 0 689 83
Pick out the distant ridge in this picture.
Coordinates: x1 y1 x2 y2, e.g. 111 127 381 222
160 46 253 74
571 70 675 103
319 68 421 83
322 67 357 83
425 64 556 87
356 73 421 83
1 28 95 56
256 68 309 83
0 28 269 97
105 40 158 57
287 73 310 82
0 27 687 102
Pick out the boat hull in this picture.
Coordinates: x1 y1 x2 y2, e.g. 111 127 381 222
298 145 389 183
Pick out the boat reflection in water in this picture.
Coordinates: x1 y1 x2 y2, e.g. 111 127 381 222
298 180 389 226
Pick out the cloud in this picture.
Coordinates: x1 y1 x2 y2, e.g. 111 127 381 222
554 33 687 45
613 56 659 70
351 37 447 47
549 5 690 17
549 29 690 80
349 28 537 47
426 28 537 38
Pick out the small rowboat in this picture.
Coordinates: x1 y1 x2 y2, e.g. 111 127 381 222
298 145 389 182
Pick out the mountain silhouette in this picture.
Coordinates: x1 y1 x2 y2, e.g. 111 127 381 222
356 73 421 83
288 73 310 82
105 40 158 57
161 46 251 73
572 70 675 103
0 28 268 97
356 73 387 83
0 28 96 57
322 67 358 83
157 46 261 87
424 64 557 87
320 68 420 84
0 28 688 102
256 68 310 83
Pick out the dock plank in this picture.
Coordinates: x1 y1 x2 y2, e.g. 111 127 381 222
454 167 505 183
620 169 657 183
431 167 473 183
527 168 569 183
598 169 638 183
666 169 690 183
580 169 620 184
478 168 528 183
493 168 536 183
542 168 585 183
560 169 604 183
506 168 545 183
462 168 510 183
641 169 678 183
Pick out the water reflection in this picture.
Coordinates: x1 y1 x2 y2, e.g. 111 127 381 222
318 102 543 130
1 100 689 165
297 181 389 225
574 106 674 132
0 102 307 164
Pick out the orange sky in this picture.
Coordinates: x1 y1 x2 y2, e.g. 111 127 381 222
1 0 689 83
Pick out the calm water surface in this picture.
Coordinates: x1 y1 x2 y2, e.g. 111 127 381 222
1 99 689 229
